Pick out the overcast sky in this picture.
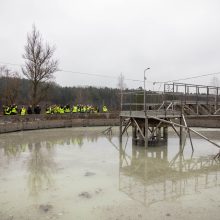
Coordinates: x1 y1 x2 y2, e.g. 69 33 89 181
0 0 220 89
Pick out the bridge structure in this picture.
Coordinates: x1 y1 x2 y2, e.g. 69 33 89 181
119 82 220 149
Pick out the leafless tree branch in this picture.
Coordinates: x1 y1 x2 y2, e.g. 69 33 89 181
22 25 58 106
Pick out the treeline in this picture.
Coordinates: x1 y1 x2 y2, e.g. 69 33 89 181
0 77 121 110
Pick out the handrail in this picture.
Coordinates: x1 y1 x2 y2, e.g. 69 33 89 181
121 89 220 112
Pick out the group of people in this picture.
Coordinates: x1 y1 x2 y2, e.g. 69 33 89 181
2 104 108 115
2 104 41 116
45 104 108 114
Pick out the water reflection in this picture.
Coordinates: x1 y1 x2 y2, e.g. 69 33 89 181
0 130 100 158
119 141 220 207
0 129 102 197
0 128 219 205
27 142 56 196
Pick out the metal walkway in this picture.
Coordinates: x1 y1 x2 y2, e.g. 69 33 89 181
119 82 220 150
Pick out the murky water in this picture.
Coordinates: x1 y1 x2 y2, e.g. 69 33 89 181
0 127 219 220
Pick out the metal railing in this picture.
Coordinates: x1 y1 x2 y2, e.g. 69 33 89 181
121 88 219 112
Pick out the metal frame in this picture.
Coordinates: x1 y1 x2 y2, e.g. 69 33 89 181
119 82 220 151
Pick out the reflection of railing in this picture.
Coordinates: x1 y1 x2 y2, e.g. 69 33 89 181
119 144 220 207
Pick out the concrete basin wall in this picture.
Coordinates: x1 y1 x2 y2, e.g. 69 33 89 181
1 113 220 134
186 116 220 128
0 113 120 134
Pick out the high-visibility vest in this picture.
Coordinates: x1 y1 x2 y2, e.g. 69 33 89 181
65 107 70 113
103 106 108 112
83 106 87 113
59 107 64 114
53 106 59 114
72 106 77 113
87 106 91 113
5 107 11 115
46 107 51 114
80 106 84 113
21 107 26 116
11 106 18 114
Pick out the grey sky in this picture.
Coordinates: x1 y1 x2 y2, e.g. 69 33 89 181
0 0 220 89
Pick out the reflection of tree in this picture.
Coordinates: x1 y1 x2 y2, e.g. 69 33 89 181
27 142 56 196
0 128 104 196
3 142 28 159
0 129 101 159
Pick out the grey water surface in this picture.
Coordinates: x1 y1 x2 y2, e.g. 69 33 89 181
0 127 219 220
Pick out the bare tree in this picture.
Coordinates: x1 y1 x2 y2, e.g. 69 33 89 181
22 25 58 106
0 65 20 105
117 73 127 91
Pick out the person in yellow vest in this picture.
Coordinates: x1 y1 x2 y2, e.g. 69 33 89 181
72 105 77 113
80 105 84 113
46 106 52 114
77 105 81 113
59 106 65 114
11 104 18 115
83 105 87 113
3 106 11 115
53 105 59 114
20 106 27 116
102 105 108 113
87 105 91 113
64 104 71 113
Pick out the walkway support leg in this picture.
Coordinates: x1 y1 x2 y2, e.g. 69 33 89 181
179 116 183 146
132 124 137 144
145 117 148 148
119 116 122 143
163 126 168 140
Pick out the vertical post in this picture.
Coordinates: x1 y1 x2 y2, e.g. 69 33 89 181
157 127 161 142
145 117 148 148
120 88 123 111
144 68 150 113
179 116 183 147
207 86 209 105
119 137 123 167
132 124 137 144
215 87 218 112
163 126 168 140
129 92 131 115
135 93 137 111
119 116 122 143
144 74 146 112
196 86 198 113
197 87 199 114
